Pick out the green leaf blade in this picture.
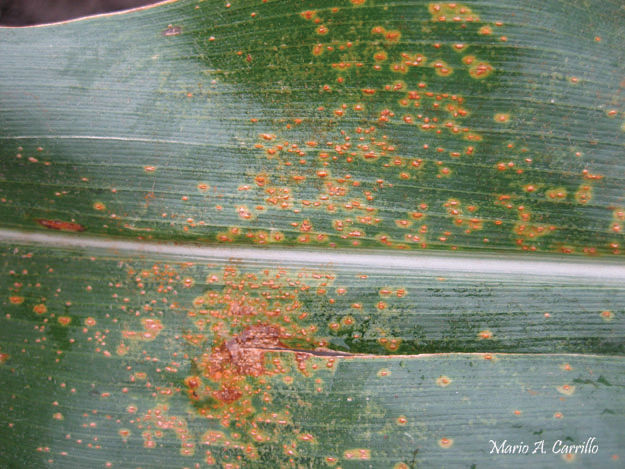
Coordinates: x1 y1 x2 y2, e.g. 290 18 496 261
0 239 623 466
1 0 625 254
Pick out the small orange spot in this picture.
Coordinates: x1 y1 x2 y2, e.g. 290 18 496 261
436 375 452 387
478 330 492 339
438 437 453 448
9 296 24 305
385 30 401 42
468 61 494 79
93 202 106 211
462 57 475 68
601 310 614 321
33 304 47 315
57 316 72 326
494 113 510 123
374 51 388 62
396 416 407 425
316 25 329 35
557 384 575 396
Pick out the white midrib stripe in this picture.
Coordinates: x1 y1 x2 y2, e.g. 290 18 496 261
0 135 204 145
2 228 625 281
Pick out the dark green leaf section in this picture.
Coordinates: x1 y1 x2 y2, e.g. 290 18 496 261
1 0 625 255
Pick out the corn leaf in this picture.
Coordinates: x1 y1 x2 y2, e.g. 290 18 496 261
1 0 624 467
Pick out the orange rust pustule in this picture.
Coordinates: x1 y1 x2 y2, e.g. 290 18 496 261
36 218 86 232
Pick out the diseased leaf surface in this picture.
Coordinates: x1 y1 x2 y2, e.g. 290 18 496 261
1 0 625 467
1 0 625 254
1 242 624 467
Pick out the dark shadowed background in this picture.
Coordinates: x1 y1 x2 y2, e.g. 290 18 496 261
0 0 157 26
